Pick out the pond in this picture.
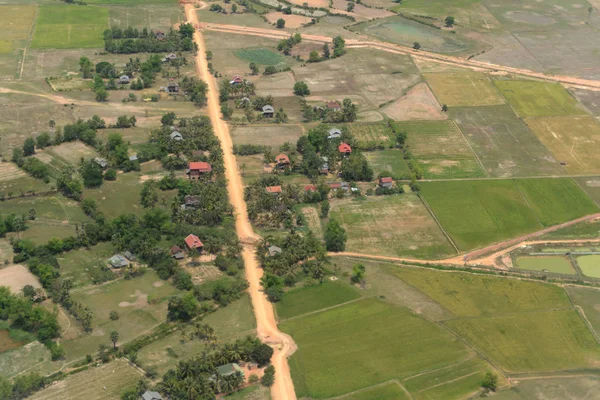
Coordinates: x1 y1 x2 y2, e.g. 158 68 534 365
515 256 575 275
577 255 600 278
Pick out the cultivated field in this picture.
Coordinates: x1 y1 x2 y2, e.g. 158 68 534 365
451 105 564 177
341 383 409 400
108 4 182 29
364 150 410 179
494 376 600 400
576 255 600 278
514 178 599 226
419 180 541 250
299 205 323 238
401 120 485 178
526 115 600 174
494 80 586 118
566 286 600 336
30 359 142 400
230 124 303 149
349 123 393 147
382 82 446 121
330 195 456 259
424 72 505 107
0 5 36 54
281 297 471 399
276 282 361 320
32 5 109 49
0 341 51 379
0 264 41 294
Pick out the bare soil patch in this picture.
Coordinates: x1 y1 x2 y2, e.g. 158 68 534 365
287 0 328 7
265 12 307 28
182 264 222 284
383 83 446 121
0 264 41 294
0 162 26 182
118 290 148 308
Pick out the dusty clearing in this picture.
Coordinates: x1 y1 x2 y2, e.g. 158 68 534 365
265 12 308 28
383 83 446 121
0 162 27 182
0 265 41 294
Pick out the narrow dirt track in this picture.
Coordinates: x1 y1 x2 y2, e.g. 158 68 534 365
184 5 298 400
200 22 600 90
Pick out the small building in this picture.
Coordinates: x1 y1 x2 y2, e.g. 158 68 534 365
216 363 244 378
327 128 342 139
266 185 282 194
166 81 180 93
118 75 130 84
184 195 201 209
275 154 290 169
230 75 243 85
379 177 393 188
108 254 129 269
187 161 212 180
171 245 185 260
142 391 164 400
262 105 275 118
170 131 183 141
338 143 352 155
268 245 282 257
123 251 137 262
155 31 166 40
94 157 108 169
184 234 203 251
326 101 341 111
163 52 177 62
320 156 329 175
328 182 349 191
304 184 317 192
129 155 138 162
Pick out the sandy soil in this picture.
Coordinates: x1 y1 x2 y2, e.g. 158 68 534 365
186 5 298 400
265 12 310 28
0 264 41 294
382 82 447 121
286 0 328 7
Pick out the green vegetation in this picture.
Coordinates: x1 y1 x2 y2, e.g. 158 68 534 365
281 298 470 399
515 256 575 274
424 72 504 107
514 178 599 226
364 150 410 179
58 242 115 288
494 80 585 118
234 48 285 65
420 180 541 250
276 282 361 320
566 286 600 336
32 5 109 49
341 382 409 400
576 255 600 278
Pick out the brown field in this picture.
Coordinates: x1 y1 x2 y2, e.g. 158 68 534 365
182 264 222 285
331 0 394 19
265 12 308 28
287 0 328 8
526 115 600 174
0 264 41 294
231 124 304 149
255 71 296 97
45 141 99 164
382 82 446 121
0 162 27 182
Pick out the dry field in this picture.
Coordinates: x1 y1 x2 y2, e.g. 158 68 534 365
0 264 41 294
382 82 446 121
0 162 27 182
45 141 99 165
265 12 309 28
255 71 297 97
424 72 505 107
230 124 303 149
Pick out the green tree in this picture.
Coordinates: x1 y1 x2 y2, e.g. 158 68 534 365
308 51 320 62
276 18 286 28
232 3 238 12
332 36 346 58
95 87 109 102
23 137 35 156
482 371 498 391
81 160 104 188
179 23 195 38
104 168 117 181
110 331 119 350
445 16 455 27
264 66 277 75
293 81 310 96
413 41 421 50
442 104 448 112
249 62 259 75
140 181 159 208
325 219 347 251
49 120 56 132
167 293 198 321
79 56 94 79
320 200 330 219
109 311 119 320
36 133 51 149
161 112 176 126
351 263 365 283
322 43 330 59
261 365 275 387
347 2 354 11
28 208 36 221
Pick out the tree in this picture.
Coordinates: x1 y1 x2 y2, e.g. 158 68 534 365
351 263 365 283
332 36 346 58
109 311 119 320
36 133 51 149
179 23 195 39
322 43 330 59
79 56 94 79
442 104 448 112
28 208 36 221
445 16 455 27
276 18 286 28
232 3 238 12
413 41 421 50
325 219 347 251
49 120 56 132
308 51 320 62
264 66 277 75
95 87 108 102
261 365 275 387
104 168 117 181
347 2 355 11
320 200 330 219
167 293 198 321
251 343 274 366
249 62 259 75
221 103 234 120
482 371 498 391
293 81 310 96
140 181 159 208
161 112 176 126
81 160 104 188
23 137 35 156
110 331 119 350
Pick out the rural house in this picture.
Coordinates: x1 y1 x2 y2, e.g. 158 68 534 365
123 251 136 262
275 154 290 169
142 391 164 400
94 157 108 168
326 101 341 111
187 161 212 180
163 52 177 62
108 254 129 269
155 31 166 40
215 363 244 378
166 81 180 93
171 245 185 260
320 157 329 175
262 105 275 118
327 128 342 139
266 185 282 194
129 155 138 162
304 184 317 192
328 182 349 191
268 245 282 256
379 177 393 188
338 143 352 155
184 234 203 251
118 75 130 84
170 131 183 141
230 75 243 84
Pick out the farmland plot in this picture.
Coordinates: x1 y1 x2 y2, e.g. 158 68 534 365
424 72 505 107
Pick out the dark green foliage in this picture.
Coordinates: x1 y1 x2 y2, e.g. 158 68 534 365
167 293 198 321
482 371 497 391
341 152 373 182
81 160 104 188
179 76 208 106
173 269 193 290
332 36 346 58
104 168 117 181
22 138 35 156
104 27 195 54
261 365 275 387
293 81 310 96
276 18 285 28
35 133 51 149
325 219 347 251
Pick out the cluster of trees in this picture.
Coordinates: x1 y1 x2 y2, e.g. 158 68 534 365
308 43 331 63
387 120 421 191
158 336 275 398
0 373 46 400
245 176 303 228
302 98 358 123
277 33 302 55
103 25 196 54
179 76 209 106
0 214 28 237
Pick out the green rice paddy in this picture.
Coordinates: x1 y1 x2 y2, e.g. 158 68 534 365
233 48 285 65
515 256 575 274
577 255 600 278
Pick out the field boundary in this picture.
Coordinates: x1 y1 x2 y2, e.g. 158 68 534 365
416 193 460 253
18 4 38 80
327 379 413 400
451 120 488 178
278 296 374 323
512 180 544 228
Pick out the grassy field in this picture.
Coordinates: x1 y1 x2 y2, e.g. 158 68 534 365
341 383 409 400
566 286 600 336
494 80 586 118
30 359 142 400
364 150 411 179
424 72 504 107
449 105 564 177
401 120 485 178
32 5 109 49
515 256 575 274
419 180 541 250
526 116 600 174
445 309 600 372
234 48 285 65
108 4 182 30
223 385 271 400
514 178 599 226
57 242 116 288
276 282 361 320
576 255 600 278
0 5 37 53
0 341 51 379
299 205 322 239
392 267 570 317
281 297 471 399
494 376 600 400
330 195 456 259
230 124 303 149
349 123 393 147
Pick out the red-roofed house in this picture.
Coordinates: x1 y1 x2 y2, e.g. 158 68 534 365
379 177 393 188
266 185 282 194
184 234 203 251
230 75 243 85
326 101 341 111
187 162 212 181
338 143 352 155
276 154 290 169
304 184 317 192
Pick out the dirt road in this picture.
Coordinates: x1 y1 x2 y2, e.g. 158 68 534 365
200 22 600 90
184 5 298 400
